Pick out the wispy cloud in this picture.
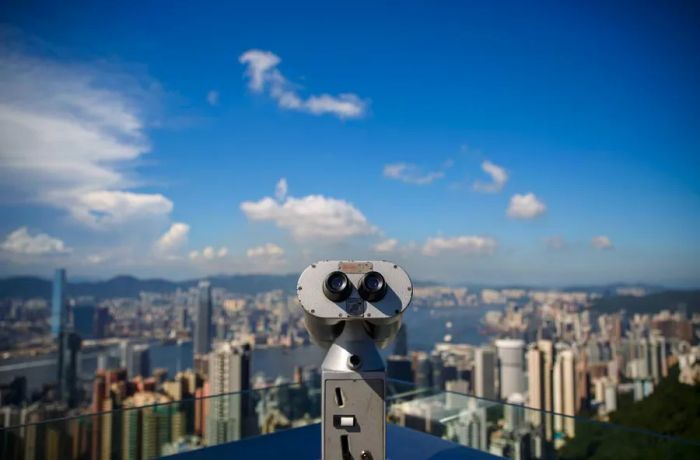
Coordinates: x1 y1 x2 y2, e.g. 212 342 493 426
275 178 288 202
591 235 613 250
189 245 229 260
383 163 447 185
473 160 508 193
206 90 219 106
372 238 399 252
247 243 284 259
1 227 71 255
422 235 497 256
239 49 368 119
240 181 377 241
0 45 172 228
246 243 286 270
507 193 546 219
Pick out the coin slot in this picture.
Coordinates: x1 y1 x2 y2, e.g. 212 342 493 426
335 386 345 407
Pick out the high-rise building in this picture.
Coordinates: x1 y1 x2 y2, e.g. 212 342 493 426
430 352 446 390
649 334 667 383
177 306 189 331
127 344 151 378
194 281 213 357
94 307 111 339
59 331 81 407
50 269 68 339
121 392 174 460
527 344 545 427
73 303 96 339
528 339 556 438
412 351 432 388
495 339 525 401
387 355 413 383
206 342 253 445
553 348 576 440
474 347 496 400
53 269 67 402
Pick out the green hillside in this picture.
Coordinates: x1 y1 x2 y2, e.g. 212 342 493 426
559 366 700 459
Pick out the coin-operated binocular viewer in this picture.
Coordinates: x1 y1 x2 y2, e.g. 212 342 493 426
297 260 413 460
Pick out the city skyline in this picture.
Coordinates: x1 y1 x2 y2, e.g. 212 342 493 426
0 2 699 287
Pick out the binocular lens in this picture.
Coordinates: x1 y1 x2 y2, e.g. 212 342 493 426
323 271 352 302
358 271 387 302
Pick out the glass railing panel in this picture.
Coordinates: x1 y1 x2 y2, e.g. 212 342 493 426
386 386 700 459
0 381 322 460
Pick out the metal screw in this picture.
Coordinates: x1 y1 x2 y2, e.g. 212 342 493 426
361 451 372 460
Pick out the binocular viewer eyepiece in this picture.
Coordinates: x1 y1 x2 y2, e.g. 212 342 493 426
297 260 413 348
322 270 388 303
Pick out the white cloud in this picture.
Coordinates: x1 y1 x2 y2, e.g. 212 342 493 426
544 236 565 250
202 246 216 260
591 235 613 250
507 193 546 219
207 90 219 106
239 49 367 119
1 227 71 255
422 236 497 256
246 243 286 271
0 46 172 228
154 222 190 254
473 160 508 193
190 245 228 260
275 178 288 202
373 238 398 252
383 163 445 185
67 190 173 226
247 243 285 258
86 254 107 264
240 50 281 91
240 183 377 241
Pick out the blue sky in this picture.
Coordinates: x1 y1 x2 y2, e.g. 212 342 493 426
0 1 698 286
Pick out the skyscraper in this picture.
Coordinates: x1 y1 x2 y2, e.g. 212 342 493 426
474 346 496 400
527 339 555 435
206 342 253 445
127 344 151 378
412 351 432 388
527 344 545 427
50 269 67 339
387 355 413 383
72 303 96 339
52 268 81 405
495 339 526 400
553 347 576 440
194 281 212 357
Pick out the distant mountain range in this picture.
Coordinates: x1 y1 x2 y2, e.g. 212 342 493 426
1 275 698 316
0 274 300 299
591 290 700 316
